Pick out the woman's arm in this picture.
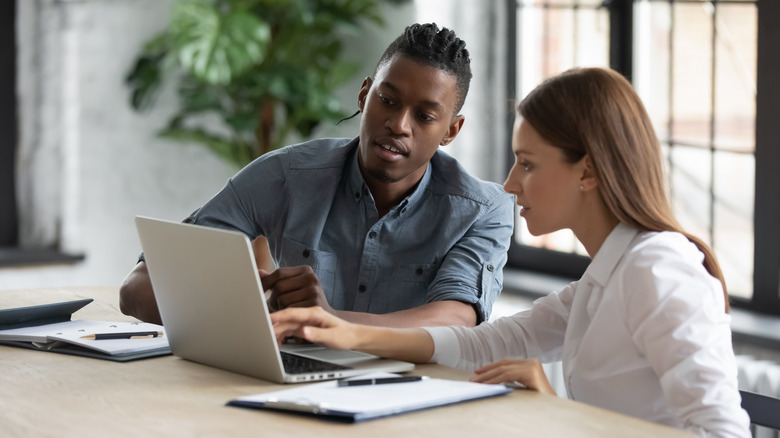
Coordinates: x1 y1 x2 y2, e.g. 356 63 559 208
270 306 435 364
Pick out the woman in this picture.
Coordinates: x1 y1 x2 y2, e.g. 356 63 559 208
271 67 750 437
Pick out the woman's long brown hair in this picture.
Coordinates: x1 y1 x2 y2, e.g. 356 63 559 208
517 67 729 312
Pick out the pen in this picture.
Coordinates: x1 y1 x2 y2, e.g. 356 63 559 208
337 376 425 387
80 331 164 340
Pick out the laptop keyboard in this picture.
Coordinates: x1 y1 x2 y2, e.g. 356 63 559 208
281 351 351 374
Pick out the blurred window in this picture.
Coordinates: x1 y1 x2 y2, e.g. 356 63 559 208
507 0 778 315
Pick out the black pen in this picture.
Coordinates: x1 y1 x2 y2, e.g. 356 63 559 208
337 376 425 387
80 331 164 340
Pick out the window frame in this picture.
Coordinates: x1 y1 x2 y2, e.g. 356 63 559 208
0 2 83 266
0 0 17 248
505 0 780 316
751 0 780 314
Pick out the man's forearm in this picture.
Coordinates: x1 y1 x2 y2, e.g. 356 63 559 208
335 300 477 328
118 262 163 325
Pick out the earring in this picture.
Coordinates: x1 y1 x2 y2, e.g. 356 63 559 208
579 185 584 191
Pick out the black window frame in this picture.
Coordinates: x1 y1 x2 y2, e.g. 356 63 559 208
505 0 780 316
0 0 18 248
0 2 83 267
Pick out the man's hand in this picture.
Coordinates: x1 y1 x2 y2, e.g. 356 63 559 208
470 359 556 395
118 262 162 325
260 265 335 314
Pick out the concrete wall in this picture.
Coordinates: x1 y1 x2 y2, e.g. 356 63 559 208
1 0 415 289
2 0 508 290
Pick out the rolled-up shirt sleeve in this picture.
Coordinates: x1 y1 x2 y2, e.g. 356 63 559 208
425 191 515 323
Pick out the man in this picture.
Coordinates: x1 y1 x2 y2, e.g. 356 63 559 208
119 23 514 328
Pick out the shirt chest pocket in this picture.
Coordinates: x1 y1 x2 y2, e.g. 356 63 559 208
278 238 338 298
394 262 440 285
380 262 440 310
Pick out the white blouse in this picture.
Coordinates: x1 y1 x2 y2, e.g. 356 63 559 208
425 223 750 437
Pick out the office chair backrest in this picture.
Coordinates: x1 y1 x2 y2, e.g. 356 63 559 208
740 390 780 430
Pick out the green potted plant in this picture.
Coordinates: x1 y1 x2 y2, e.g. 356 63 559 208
126 0 409 168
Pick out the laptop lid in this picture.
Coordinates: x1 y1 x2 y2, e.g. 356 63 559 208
134 216 414 383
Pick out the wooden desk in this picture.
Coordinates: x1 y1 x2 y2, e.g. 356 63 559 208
0 287 691 437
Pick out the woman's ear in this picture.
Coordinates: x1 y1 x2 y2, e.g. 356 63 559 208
579 155 598 191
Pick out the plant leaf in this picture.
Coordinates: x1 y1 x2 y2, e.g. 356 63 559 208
125 34 171 110
170 0 270 85
128 0 413 167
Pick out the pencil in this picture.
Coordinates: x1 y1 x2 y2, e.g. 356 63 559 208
80 331 164 340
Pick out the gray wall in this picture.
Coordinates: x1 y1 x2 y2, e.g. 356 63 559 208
4 0 515 289
1 0 421 289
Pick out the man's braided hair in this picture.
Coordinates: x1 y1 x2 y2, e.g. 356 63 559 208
374 23 472 113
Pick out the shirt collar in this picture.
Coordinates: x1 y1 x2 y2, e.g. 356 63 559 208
583 223 640 287
347 140 434 214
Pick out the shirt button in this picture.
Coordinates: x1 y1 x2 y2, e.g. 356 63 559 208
368 231 377 239
358 285 366 293
415 267 424 276
354 192 360 199
487 264 494 272
302 249 311 258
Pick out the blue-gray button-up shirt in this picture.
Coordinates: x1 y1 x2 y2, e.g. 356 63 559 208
186 137 514 322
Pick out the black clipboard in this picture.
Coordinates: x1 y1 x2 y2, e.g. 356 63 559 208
0 299 93 330
0 299 171 362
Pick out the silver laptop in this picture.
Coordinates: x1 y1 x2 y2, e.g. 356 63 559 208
135 216 414 383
